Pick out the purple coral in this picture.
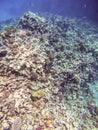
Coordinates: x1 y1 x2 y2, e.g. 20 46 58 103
36 125 43 130
82 112 87 120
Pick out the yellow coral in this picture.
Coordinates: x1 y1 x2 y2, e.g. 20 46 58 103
38 90 45 97
45 120 53 127
31 90 45 98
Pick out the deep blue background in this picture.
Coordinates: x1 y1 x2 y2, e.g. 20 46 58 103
0 0 98 21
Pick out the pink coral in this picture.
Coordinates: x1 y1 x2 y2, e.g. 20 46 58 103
36 125 43 130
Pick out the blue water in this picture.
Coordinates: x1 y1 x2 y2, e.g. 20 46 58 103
0 0 98 22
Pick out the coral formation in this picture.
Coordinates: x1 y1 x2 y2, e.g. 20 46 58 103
0 12 98 130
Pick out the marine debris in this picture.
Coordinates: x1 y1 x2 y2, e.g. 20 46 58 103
0 11 98 130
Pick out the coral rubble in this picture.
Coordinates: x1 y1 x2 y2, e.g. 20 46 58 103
0 12 98 130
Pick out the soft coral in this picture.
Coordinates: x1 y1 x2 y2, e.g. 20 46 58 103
36 126 43 130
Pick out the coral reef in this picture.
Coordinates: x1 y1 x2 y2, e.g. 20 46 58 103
0 12 98 130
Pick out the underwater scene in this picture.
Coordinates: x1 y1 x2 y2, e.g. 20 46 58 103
0 0 98 130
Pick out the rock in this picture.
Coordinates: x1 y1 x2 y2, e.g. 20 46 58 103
0 50 7 57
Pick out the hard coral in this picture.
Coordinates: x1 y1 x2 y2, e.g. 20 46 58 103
11 117 22 130
12 48 19 55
